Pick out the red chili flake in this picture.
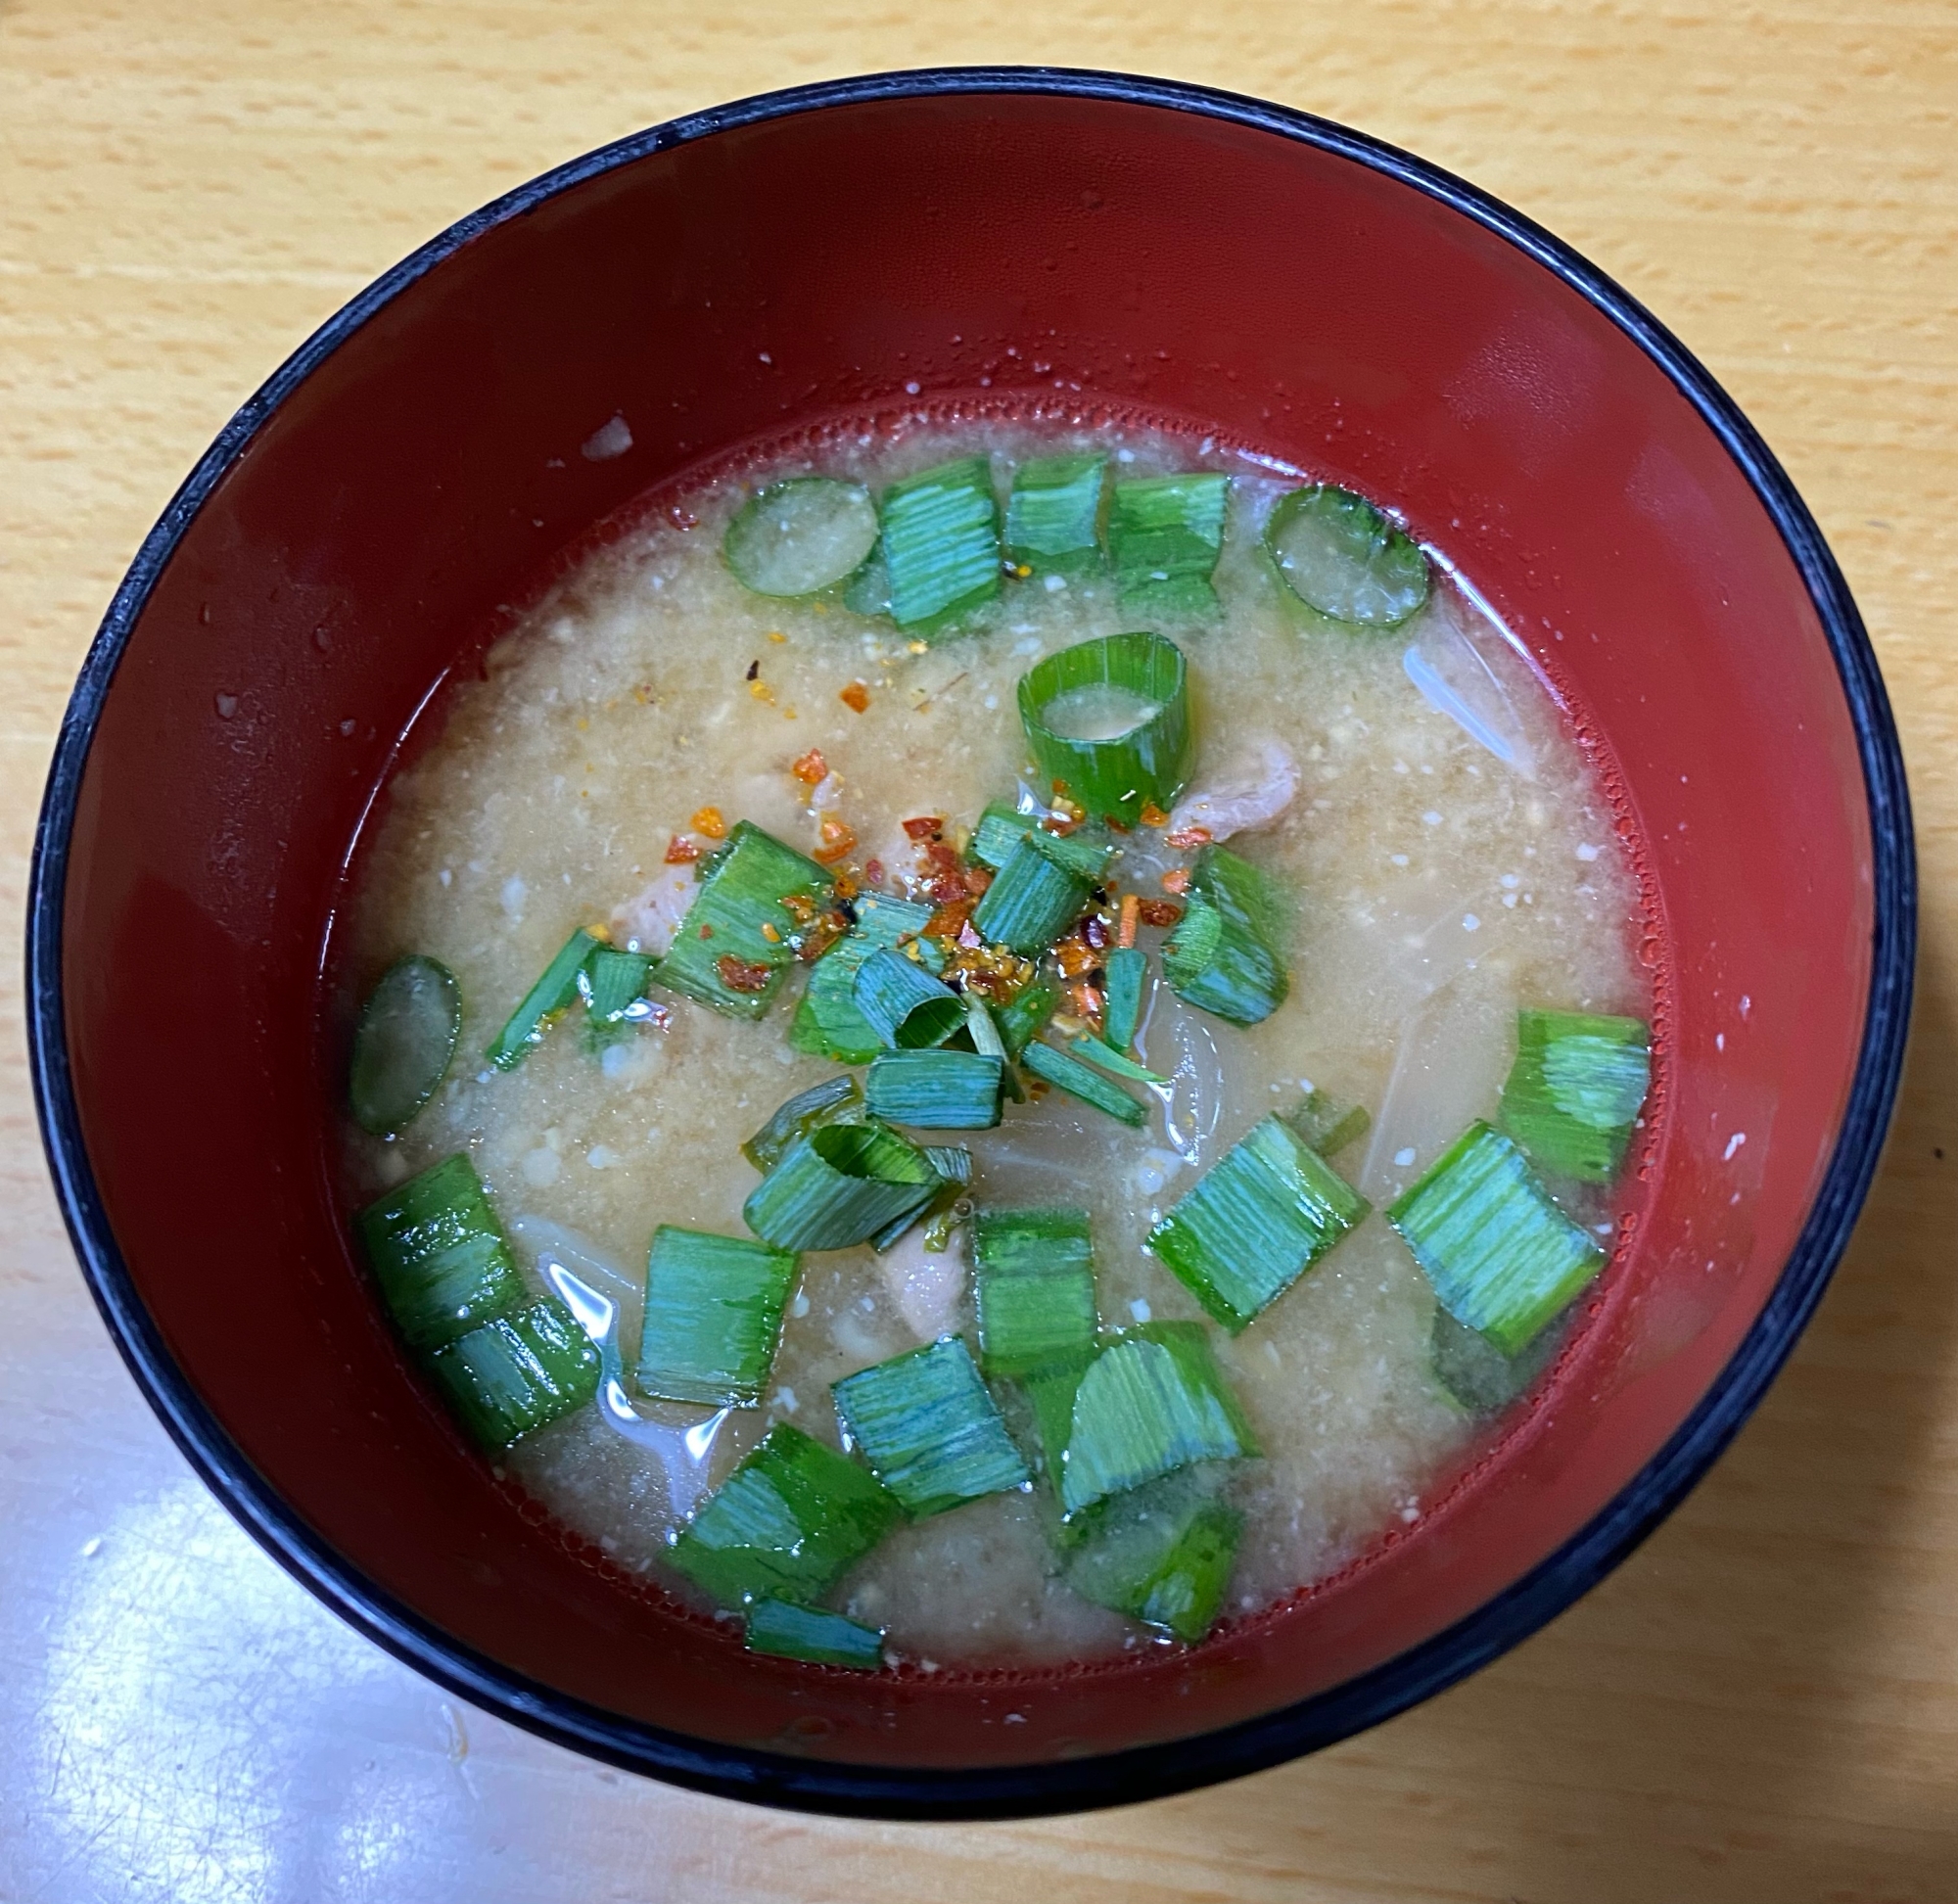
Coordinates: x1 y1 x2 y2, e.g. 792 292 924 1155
795 914 849 963
692 806 727 840
716 953 773 994
1068 983 1105 1025
1117 893 1142 949
814 816 858 864
1161 868 1192 896
791 749 828 786
903 815 945 841
1138 801 1170 828
839 680 871 714
924 900 973 942
1165 825 1212 850
962 863 994 898
697 923 715 940
832 870 860 902
779 892 820 925
1054 935 1099 980
1138 898 1185 928
665 834 701 864
864 858 885 886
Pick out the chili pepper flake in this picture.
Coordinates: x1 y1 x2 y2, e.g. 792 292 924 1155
840 680 871 713
692 806 726 839
760 922 782 944
1161 868 1191 896
1165 824 1212 850
1138 898 1185 928
745 659 761 681
791 749 828 786
716 953 773 994
903 814 945 842
814 816 858 864
665 834 701 864
1118 893 1141 949
1139 801 1170 828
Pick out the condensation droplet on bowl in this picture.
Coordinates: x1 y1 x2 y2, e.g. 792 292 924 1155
214 692 238 719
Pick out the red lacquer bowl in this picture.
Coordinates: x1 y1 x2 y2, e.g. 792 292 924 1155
28 71 1913 1817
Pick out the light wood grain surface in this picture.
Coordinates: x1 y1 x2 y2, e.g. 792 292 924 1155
2 5 1954 1900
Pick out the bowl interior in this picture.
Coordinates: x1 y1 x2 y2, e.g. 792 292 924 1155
52 85 1877 1791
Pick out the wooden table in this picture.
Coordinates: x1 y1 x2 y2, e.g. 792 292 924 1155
3 5 1952 1898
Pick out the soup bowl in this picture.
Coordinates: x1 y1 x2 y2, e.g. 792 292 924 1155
28 70 1913 1817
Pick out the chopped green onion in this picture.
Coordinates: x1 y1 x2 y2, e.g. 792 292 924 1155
865 1048 1004 1130
723 477 880 599
427 1296 601 1450
355 1153 525 1353
1064 1035 1168 1086
669 1423 903 1608
743 1599 886 1669
994 978 1057 1061
852 947 965 1049
1282 1087 1371 1157
1101 945 1146 1053
965 994 1024 1101
742 1074 864 1173
1146 1116 1369 1331
635 1226 800 1408
973 1207 1097 1379
970 829 1104 955
579 945 656 1051
831 1337 1029 1518
1020 1040 1147 1127
1162 846 1291 1029
879 456 1002 632
870 1144 972 1254
842 542 890 618
1003 451 1108 575
350 954 461 1136
1430 1305 1559 1415
970 801 1038 870
1109 473 1230 615
1025 824 1116 884
654 821 833 1020
1021 1355 1093 1475
1262 483 1428 629
790 892 938 1063
1058 1323 1258 1514
1062 1471 1242 1643
743 1121 940 1251
488 927 600 1069
1017 632 1191 826
1163 896 1285 1028
1499 1009 1652 1183
1386 1121 1606 1356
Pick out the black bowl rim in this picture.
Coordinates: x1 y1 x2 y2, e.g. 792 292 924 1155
26 66 1916 1821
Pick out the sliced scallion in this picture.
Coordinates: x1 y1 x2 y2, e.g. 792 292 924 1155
723 477 880 599
970 801 1038 870
1101 945 1146 1053
1058 1323 1258 1514
1110 473 1230 615
1262 483 1428 629
831 1336 1029 1518
742 1074 865 1174
1499 1009 1652 1183
1282 1087 1371 1158
1017 632 1191 826
1146 1116 1370 1331
1020 1040 1147 1127
1003 451 1108 575
1430 1304 1559 1416
427 1296 601 1450
969 828 1108 955
1386 1121 1606 1356
852 947 965 1049
864 1048 1005 1130
1162 844 1291 1029
669 1423 903 1608
790 892 938 1063
870 1144 972 1254
579 945 655 1051
842 542 891 619
973 1206 1097 1379
994 978 1057 1061
635 1225 800 1408
355 1153 526 1353
880 456 1001 632
654 821 833 1020
743 1121 940 1252
744 1599 886 1670
488 927 600 1069
350 954 461 1136
1062 1470 1242 1643
1064 1036 1168 1087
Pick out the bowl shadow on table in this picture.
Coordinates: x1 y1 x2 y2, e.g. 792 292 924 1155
1131 966 1957 1903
